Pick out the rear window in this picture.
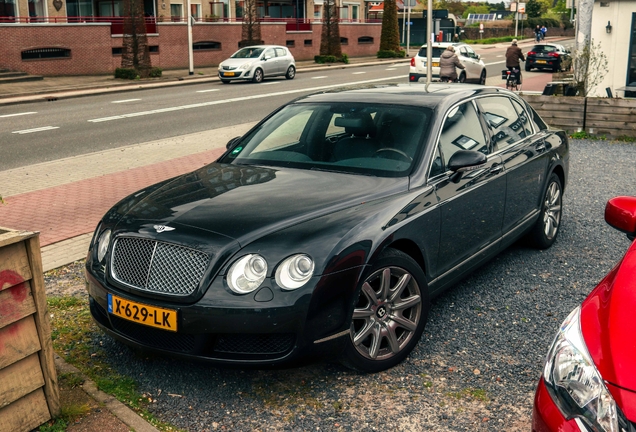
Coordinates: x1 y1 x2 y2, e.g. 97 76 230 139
531 45 557 53
418 47 446 58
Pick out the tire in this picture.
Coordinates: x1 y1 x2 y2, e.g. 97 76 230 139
220 79 230 84
458 72 466 83
285 65 296 80
525 63 531 72
479 69 486 85
528 173 563 249
252 68 264 83
340 248 430 373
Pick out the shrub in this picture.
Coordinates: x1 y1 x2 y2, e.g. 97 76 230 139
341 53 349 64
314 54 348 64
114 68 138 80
149 67 162 78
376 49 406 58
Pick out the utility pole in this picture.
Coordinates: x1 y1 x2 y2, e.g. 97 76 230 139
406 0 411 57
186 0 194 75
425 0 432 90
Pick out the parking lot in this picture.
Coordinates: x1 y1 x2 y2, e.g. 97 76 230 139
65 138 632 431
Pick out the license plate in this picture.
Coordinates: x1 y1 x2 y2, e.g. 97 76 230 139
108 294 177 332
536 60 547 64
224 72 235 77
432 62 440 67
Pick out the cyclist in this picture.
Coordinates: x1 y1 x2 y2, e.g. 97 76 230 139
439 46 465 82
534 25 542 43
505 39 525 85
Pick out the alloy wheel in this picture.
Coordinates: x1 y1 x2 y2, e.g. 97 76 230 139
542 180 562 240
350 266 422 361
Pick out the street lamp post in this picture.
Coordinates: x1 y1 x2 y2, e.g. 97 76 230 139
186 0 194 75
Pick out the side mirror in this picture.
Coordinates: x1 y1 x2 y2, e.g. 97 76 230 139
226 136 241 150
447 150 487 182
476 54 481 60
263 55 271 61
605 196 636 240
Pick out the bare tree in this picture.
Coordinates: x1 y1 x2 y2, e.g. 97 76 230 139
572 38 608 96
121 0 151 77
320 0 342 57
241 0 262 47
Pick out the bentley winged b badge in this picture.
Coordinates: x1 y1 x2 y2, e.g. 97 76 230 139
153 225 175 233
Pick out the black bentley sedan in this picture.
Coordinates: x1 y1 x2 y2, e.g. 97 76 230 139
86 84 569 372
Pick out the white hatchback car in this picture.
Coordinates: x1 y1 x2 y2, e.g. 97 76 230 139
409 42 486 84
218 45 296 84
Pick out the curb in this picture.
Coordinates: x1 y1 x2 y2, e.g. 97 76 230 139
54 354 160 432
0 58 411 107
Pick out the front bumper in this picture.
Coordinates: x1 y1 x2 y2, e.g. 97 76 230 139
86 266 362 365
218 69 253 81
532 378 581 432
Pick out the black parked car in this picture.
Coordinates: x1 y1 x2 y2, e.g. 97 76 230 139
86 84 569 372
525 43 571 72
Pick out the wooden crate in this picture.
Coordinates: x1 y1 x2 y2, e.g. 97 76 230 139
0 227 60 432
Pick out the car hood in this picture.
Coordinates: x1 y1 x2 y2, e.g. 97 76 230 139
112 163 408 246
580 240 636 398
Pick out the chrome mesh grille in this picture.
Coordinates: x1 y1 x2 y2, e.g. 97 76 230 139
111 237 209 296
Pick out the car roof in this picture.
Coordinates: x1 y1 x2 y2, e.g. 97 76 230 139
294 83 515 110
239 45 285 49
418 42 465 49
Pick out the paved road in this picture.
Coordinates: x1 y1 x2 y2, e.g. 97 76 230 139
0 39 573 171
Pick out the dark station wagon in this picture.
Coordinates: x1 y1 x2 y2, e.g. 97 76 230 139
86 84 569 372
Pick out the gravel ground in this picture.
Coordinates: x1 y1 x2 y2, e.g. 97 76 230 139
46 139 636 431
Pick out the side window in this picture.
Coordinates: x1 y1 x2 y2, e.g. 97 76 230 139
429 146 444 178
439 101 488 171
465 46 476 58
263 49 275 59
511 99 533 137
526 103 548 131
459 47 468 57
275 48 286 57
477 96 526 151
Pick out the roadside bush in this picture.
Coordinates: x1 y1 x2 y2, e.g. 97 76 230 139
149 67 163 78
526 17 560 29
376 49 406 58
314 54 349 64
114 68 138 80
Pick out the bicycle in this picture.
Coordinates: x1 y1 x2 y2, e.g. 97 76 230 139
502 68 522 91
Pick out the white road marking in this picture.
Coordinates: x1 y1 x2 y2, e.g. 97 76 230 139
12 126 59 134
111 99 142 103
312 76 328 79
87 75 405 123
260 82 281 85
0 112 37 118
196 89 220 93
385 68 396 71
496 55 504 58
352 71 366 74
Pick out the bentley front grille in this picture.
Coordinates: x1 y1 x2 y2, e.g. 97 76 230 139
111 237 209 296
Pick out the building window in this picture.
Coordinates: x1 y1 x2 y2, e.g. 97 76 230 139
286 40 295 47
0 0 18 19
339 5 348 19
191 2 200 18
193 41 221 50
304 39 312 46
341 37 348 45
22 48 71 60
66 0 93 18
313 4 320 18
112 47 122 55
27 0 46 19
171 3 182 19
149 45 159 53
352 5 358 19
358 36 373 44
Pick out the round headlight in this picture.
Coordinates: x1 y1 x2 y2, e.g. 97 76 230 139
275 254 315 290
227 254 268 294
97 229 111 263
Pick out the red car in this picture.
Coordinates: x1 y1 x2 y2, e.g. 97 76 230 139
533 196 636 432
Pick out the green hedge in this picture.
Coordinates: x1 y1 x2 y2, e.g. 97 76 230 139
114 68 138 80
376 49 406 58
149 67 162 78
314 54 349 64
525 17 561 29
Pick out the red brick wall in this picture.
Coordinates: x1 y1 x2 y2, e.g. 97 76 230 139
0 24 114 75
0 22 382 75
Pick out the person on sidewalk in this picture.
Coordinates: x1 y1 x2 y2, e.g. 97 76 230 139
439 45 465 82
541 25 547 40
505 39 525 84
534 25 542 43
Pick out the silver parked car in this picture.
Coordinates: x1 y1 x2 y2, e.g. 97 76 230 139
218 45 296 84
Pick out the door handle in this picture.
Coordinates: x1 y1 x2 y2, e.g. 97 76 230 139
535 143 546 153
489 164 504 174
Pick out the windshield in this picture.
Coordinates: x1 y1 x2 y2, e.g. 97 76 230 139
418 47 448 58
219 102 432 177
531 45 557 53
231 47 264 59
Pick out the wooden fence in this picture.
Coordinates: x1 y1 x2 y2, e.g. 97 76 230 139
521 95 636 138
